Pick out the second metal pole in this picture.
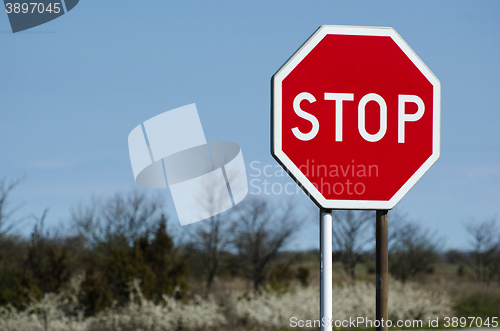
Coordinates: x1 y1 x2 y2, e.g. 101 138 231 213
320 208 332 331
376 210 388 331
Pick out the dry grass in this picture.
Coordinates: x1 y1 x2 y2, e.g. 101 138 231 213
0 275 454 331
1 258 498 331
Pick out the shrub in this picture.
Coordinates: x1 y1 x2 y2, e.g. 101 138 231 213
230 279 452 329
295 267 310 287
0 278 454 331
454 291 500 319
80 220 188 313
0 267 38 309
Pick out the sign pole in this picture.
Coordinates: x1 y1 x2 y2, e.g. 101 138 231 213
320 208 332 331
376 210 388 331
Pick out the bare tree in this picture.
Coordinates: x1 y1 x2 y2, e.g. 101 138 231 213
0 177 27 238
26 208 72 294
231 197 301 295
332 210 373 279
389 220 443 281
190 214 232 298
189 171 232 298
72 190 165 251
186 150 247 298
464 217 500 283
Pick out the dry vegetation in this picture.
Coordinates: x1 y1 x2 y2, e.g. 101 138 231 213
0 178 499 331
0 274 455 331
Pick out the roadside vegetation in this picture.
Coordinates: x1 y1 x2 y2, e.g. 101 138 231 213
0 176 499 331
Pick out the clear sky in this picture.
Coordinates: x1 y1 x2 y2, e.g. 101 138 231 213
1 0 499 250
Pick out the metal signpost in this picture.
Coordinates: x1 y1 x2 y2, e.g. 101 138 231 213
271 25 440 331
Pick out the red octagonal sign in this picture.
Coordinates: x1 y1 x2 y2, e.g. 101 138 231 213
272 26 440 209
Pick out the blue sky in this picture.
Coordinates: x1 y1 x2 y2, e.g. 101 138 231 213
1 0 499 250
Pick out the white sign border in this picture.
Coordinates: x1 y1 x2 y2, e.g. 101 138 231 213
271 25 441 210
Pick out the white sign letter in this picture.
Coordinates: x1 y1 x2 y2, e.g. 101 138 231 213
398 95 425 143
358 93 387 142
324 93 354 141
292 92 319 141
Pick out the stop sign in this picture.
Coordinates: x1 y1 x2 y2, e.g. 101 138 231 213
271 26 440 209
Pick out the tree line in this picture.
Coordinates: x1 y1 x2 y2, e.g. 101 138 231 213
0 176 499 314
0 177 306 313
331 209 500 283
